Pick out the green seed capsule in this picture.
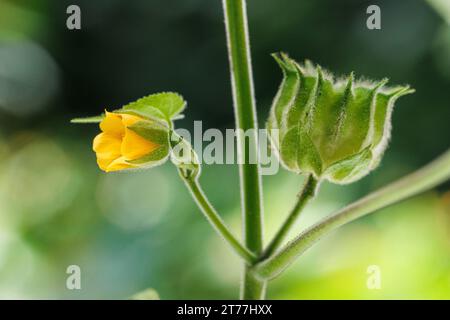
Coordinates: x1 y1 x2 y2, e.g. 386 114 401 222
267 53 414 184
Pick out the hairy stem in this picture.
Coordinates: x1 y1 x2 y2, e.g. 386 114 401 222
182 175 257 264
253 149 450 280
262 174 319 259
222 0 266 299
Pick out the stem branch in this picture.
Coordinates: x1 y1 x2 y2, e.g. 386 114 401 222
254 149 450 280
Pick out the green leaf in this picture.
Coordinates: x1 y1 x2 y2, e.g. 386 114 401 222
116 92 186 123
332 79 387 161
280 125 322 176
372 86 414 157
269 53 301 130
71 92 186 125
286 72 317 130
127 144 170 167
126 120 171 167
309 70 344 158
70 114 104 123
128 120 170 146
324 147 373 184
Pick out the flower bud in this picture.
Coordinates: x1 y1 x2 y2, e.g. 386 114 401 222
170 132 201 180
267 53 414 184
72 92 185 172
93 111 170 172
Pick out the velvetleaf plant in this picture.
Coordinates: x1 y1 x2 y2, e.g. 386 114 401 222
72 0 450 300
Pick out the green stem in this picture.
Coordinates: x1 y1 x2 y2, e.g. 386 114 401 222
182 174 257 264
253 149 450 280
262 174 319 259
222 0 265 299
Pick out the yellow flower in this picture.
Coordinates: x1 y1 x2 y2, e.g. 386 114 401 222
93 111 159 172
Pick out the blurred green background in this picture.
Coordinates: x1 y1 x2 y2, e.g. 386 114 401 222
0 0 449 299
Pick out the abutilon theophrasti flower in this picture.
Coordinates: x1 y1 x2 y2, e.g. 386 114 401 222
93 111 166 172
72 92 186 172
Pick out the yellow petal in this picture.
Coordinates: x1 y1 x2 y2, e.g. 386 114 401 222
106 156 134 172
121 113 145 127
93 133 122 171
121 128 159 160
100 111 125 137
96 156 116 172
